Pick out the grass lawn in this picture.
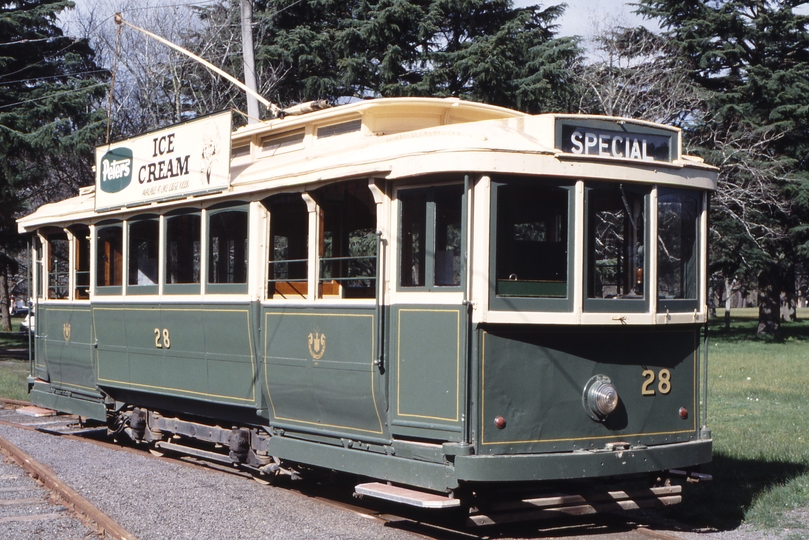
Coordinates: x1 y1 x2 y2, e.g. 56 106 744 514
0 309 807 531
0 319 30 402
668 308 809 532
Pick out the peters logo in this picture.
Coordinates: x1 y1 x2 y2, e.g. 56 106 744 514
99 148 133 193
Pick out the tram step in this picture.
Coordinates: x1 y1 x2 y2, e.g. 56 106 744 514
354 482 462 509
468 485 683 526
16 406 57 418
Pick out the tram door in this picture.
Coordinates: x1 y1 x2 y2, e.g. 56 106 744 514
389 185 467 442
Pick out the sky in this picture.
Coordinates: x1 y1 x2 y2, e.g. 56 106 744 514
528 0 809 39
514 0 656 38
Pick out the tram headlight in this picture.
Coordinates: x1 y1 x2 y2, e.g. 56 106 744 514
582 375 619 421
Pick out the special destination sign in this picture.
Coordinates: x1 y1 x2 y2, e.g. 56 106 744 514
558 122 674 163
95 111 232 211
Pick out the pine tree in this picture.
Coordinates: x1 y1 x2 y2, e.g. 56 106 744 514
253 0 580 113
0 0 107 330
637 0 809 337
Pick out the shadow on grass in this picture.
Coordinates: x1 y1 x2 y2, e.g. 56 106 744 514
664 452 809 531
0 332 30 360
707 317 809 343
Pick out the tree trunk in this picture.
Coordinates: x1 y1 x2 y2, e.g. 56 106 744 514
757 267 781 339
0 266 10 332
780 264 797 322
724 276 732 330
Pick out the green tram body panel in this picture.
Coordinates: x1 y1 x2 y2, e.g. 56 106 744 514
93 304 257 406
29 302 709 492
38 306 96 395
479 326 700 453
262 307 386 437
390 306 466 441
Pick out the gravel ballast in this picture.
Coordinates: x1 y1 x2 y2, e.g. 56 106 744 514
0 422 416 540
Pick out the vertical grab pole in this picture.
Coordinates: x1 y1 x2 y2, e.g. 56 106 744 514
702 318 709 437
462 174 473 443
27 237 33 372
369 179 386 374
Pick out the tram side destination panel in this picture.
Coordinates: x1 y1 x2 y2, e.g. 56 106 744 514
93 305 256 405
263 309 385 437
479 327 699 453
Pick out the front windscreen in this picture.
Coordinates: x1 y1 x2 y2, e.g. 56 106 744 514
587 183 648 300
495 183 569 298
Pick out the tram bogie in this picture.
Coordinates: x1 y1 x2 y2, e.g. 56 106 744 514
18 97 715 511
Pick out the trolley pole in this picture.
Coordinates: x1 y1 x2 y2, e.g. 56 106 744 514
240 0 260 123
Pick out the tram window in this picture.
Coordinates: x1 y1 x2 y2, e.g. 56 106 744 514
400 190 426 287
265 194 308 299
96 225 122 288
165 213 201 286
128 219 159 288
399 185 463 290
70 225 90 299
658 189 700 301
34 236 43 299
494 184 568 298
435 188 463 286
47 231 69 299
315 180 377 299
208 208 248 285
587 183 648 300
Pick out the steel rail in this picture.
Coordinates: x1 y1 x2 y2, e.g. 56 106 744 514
0 433 138 540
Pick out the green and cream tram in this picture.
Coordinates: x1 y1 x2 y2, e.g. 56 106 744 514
18 97 715 518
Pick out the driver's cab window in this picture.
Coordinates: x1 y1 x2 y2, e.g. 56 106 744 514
585 182 650 312
489 179 573 312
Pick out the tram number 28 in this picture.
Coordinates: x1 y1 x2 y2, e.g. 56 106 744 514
154 328 171 349
641 369 671 396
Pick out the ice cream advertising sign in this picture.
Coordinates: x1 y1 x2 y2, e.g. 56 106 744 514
95 111 232 211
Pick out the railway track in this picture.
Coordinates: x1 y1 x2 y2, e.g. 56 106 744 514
0 400 135 539
0 399 691 540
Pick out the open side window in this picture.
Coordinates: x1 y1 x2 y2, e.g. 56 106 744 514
128 217 159 294
265 194 309 299
207 204 248 293
96 223 123 294
46 230 69 300
70 225 90 299
165 211 201 294
314 180 378 299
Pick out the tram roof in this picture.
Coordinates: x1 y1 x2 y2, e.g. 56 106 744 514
18 97 717 232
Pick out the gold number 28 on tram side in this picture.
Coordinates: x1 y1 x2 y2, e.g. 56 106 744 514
154 328 171 349
641 369 671 396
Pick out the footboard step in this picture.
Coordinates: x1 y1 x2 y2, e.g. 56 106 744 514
468 486 682 526
354 482 462 509
16 406 57 417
